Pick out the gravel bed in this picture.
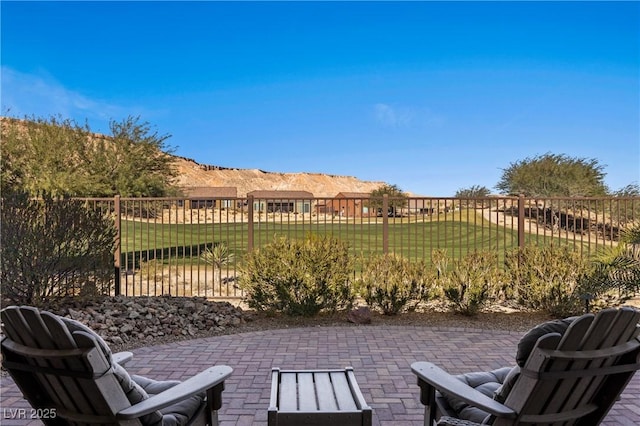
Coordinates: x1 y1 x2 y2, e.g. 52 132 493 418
1 296 554 353
6 295 634 355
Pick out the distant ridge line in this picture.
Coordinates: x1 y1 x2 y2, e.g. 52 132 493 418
173 154 364 180
173 155 268 173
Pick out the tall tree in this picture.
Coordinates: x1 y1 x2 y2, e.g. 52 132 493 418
613 183 640 197
0 115 178 197
92 116 178 197
369 184 408 216
455 185 491 198
1 116 93 196
495 153 608 197
611 183 640 226
455 185 492 208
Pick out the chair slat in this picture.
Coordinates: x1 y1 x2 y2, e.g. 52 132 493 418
539 313 595 416
297 372 317 411
565 307 640 415
278 372 298 411
330 371 357 411
1 307 67 415
314 372 339 411
21 308 83 415
503 333 562 419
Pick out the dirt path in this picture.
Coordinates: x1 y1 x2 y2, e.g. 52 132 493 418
481 207 557 237
480 206 616 245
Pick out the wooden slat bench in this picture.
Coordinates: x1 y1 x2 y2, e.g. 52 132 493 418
268 367 372 426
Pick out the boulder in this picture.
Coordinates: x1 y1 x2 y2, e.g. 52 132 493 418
347 306 372 324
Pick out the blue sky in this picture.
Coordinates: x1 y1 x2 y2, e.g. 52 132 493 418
2 1 639 196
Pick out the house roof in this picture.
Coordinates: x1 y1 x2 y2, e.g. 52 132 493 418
247 190 314 198
181 186 238 198
334 192 371 198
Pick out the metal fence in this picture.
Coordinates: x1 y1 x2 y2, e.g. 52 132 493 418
78 195 640 299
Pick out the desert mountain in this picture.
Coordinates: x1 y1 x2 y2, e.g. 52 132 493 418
172 156 386 198
1 116 387 198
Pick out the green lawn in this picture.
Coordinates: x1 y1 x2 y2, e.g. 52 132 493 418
119 211 588 269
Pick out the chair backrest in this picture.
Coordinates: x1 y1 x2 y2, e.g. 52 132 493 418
1 306 143 425
497 307 640 426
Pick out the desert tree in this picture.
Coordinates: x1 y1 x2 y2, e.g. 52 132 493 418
455 185 491 198
455 185 492 208
0 115 178 197
369 184 408 216
610 183 640 227
97 116 178 197
1 116 93 196
612 183 639 197
495 153 608 197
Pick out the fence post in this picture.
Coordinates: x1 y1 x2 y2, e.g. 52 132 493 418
113 195 121 296
382 194 389 254
247 195 254 252
518 194 525 249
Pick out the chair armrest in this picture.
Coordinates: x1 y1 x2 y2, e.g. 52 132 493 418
112 351 133 366
116 365 233 419
411 362 516 419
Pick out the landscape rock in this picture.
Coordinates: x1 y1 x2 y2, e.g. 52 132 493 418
347 306 372 324
40 295 248 349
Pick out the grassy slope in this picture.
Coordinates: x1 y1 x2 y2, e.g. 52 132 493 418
120 210 583 268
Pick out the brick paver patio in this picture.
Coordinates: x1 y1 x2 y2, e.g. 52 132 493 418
1 325 639 425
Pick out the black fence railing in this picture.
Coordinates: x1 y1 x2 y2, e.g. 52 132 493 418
75 195 639 299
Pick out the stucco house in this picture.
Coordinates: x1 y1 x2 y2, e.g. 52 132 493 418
327 192 372 217
180 186 238 209
247 190 314 213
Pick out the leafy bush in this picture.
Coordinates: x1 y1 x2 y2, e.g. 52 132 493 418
238 234 355 316
580 223 640 306
358 253 434 315
504 244 589 316
1 193 117 305
437 250 502 316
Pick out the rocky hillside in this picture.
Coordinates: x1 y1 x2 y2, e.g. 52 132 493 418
1 116 387 198
172 156 386 198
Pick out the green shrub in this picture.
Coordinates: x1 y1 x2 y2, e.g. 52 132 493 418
0 193 117 305
504 244 589 316
200 242 235 287
358 253 434 315
579 223 640 307
437 250 501 316
238 234 355 316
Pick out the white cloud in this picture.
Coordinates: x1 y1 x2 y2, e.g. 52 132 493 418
374 103 413 127
373 102 444 129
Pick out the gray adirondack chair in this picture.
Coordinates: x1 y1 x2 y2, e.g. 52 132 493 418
1 306 233 425
411 307 640 425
